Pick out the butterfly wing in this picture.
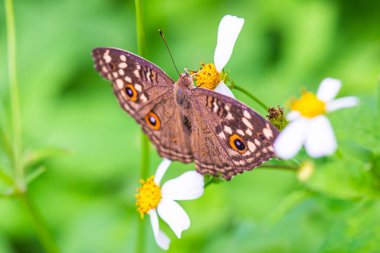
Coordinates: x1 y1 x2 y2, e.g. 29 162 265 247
92 47 193 162
92 47 174 114
189 88 279 180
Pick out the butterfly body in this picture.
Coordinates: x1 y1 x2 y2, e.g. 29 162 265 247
92 47 278 179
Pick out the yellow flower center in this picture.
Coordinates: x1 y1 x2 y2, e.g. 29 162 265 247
194 63 221 90
291 92 326 118
136 176 161 218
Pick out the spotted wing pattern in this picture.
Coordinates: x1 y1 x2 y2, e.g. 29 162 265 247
92 47 192 162
92 47 173 116
189 88 279 179
92 47 278 180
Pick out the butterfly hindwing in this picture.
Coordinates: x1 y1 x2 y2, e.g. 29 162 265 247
190 88 279 179
138 97 193 163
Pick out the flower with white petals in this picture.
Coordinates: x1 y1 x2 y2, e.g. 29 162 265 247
135 159 204 250
274 78 359 159
194 15 244 98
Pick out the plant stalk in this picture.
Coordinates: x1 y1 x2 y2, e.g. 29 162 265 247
19 193 60 253
232 84 269 111
5 0 23 189
135 0 149 252
5 1 60 252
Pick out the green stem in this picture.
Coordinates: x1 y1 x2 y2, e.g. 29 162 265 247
136 217 147 253
135 0 149 252
232 84 269 111
204 177 219 188
204 162 299 188
140 134 150 179
291 158 301 167
257 164 298 171
19 193 60 253
377 78 380 135
135 0 146 57
5 2 60 252
5 0 24 189
0 117 14 161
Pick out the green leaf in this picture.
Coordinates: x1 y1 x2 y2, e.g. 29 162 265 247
23 147 70 168
26 166 46 184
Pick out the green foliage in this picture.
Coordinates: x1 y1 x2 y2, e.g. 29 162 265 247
0 0 379 252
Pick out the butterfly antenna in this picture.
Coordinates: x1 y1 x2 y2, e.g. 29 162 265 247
159 29 181 76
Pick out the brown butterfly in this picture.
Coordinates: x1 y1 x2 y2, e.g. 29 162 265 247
92 47 279 180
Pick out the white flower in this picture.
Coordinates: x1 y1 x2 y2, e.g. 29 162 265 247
274 78 359 159
194 15 244 98
136 159 204 250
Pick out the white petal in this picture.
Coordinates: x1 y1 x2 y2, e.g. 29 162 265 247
274 118 309 159
214 15 244 72
214 81 235 98
161 171 204 201
148 210 159 238
148 210 171 250
316 78 341 102
326 96 359 112
286 111 300 121
154 158 171 185
157 199 190 238
304 116 337 157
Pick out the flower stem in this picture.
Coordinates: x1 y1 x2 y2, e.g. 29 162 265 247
19 193 60 253
140 134 150 180
134 0 149 187
0 121 14 161
204 176 222 188
5 1 60 252
5 0 23 189
257 164 298 171
136 217 147 253
135 0 149 252
225 76 270 111
377 78 380 134
231 84 269 111
135 0 146 57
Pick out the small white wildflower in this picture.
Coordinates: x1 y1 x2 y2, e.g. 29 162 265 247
194 15 244 98
136 159 204 250
274 78 359 159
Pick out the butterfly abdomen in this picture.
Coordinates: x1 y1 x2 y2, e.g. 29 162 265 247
181 115 192 134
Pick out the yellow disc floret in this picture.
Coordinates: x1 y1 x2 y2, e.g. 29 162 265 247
194 63 221 90
291 92 326 118
136 176 162 218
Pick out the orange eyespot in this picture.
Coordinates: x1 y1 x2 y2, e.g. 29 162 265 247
145 112 161 130
124 84 138 102
229 134 247 154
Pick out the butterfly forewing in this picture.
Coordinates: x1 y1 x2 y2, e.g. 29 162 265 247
92 47 193 162
92 47 174 114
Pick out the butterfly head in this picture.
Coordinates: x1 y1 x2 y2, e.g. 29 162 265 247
177 71 194 88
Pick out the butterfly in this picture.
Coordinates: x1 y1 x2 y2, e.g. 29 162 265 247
92 47 279 180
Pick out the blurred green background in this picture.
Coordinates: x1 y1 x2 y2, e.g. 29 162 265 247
0 0 380 252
